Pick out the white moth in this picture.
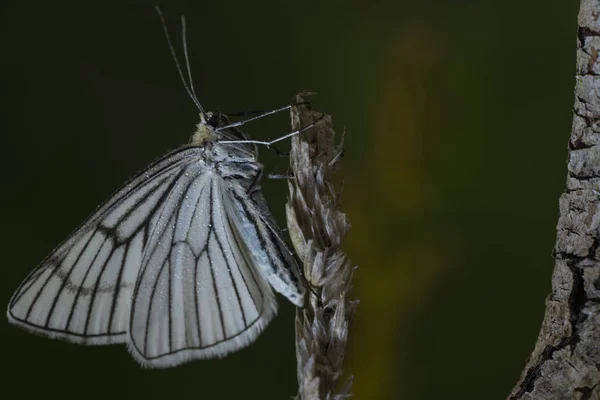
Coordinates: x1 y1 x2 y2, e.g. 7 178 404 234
7 108 307 368
7 8 314 369
7 8 318 367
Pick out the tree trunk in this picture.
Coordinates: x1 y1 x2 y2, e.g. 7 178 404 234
508 1 600 399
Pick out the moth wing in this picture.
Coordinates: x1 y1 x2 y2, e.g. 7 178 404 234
230 188 306 307
7 148 199 344
128 174 277 367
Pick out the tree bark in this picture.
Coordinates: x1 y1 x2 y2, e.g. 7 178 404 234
508 1 600 399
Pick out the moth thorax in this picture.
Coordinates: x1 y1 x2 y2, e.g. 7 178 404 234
190 120 216 145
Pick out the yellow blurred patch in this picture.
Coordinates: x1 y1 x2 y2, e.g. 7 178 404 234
342 27 448 399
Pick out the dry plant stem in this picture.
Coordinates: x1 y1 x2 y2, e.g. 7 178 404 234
508 1 600 398
286 94 357 400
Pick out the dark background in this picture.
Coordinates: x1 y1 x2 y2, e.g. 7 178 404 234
0 0 578 399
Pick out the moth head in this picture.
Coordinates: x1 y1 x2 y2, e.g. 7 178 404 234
189 111 255 160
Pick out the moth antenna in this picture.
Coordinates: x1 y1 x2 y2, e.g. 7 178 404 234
155 6 207 119
181 16 201 113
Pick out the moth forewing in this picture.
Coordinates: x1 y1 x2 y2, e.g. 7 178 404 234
7 115 305 368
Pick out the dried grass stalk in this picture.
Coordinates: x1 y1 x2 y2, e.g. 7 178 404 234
286 93 357 400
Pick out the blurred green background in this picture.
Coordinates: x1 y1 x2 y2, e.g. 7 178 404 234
0 0 579 399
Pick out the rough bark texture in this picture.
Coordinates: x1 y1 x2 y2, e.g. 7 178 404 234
508 1 600 399
286 94 357 400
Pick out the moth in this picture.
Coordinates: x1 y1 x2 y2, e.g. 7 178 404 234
6 6 318 368
7 7 319 367
6 107 309 368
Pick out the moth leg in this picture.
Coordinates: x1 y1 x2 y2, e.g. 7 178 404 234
266 173 294 180
267 144 289 157
246 169 263 196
